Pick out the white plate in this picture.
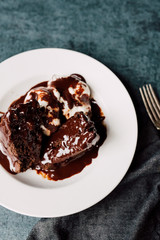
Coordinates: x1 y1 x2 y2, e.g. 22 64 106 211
0 48 137 217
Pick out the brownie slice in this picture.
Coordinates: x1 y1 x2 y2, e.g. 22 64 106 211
0 100 43 173
40 112 99 170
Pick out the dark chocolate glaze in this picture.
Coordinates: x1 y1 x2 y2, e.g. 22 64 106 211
32 81 48 88
39 112 98 171
90 99 106 146
49 75 89 109
70 74 86 83
10 95 26 107
37 98 106 181
37 147 97 181
10 81 48 107
0 151 15 174
25 87 60 134
0 111 4 122
0 74 107 181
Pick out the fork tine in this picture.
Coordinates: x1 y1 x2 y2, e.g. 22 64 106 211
146 84 160 119
148 84 160 115
139 87 157 127
142 86 158 121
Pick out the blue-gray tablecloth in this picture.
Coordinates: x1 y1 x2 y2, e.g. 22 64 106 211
0 0 160 239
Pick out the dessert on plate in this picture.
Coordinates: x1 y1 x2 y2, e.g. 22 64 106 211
0 74 106 180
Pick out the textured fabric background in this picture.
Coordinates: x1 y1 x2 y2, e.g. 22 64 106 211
0 0 160 239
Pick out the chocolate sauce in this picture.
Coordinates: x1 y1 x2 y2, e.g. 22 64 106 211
49 75 87 109
0 151 15 174
0 111 4 121
0 74 107 181
37 99 106 181
70 74 86 83
37 147 98 181
32 81 48 89
10 81 48 107
90 99 107 146
10 95 26 107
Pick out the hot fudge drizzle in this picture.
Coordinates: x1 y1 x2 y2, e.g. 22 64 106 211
0 74 107 181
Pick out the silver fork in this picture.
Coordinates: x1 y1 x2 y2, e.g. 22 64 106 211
139 84 160 130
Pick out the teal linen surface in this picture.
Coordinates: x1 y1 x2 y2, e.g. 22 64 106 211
0 0 160 239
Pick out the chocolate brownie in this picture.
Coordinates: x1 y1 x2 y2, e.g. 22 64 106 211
39 112 99 170
0 100 43 173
